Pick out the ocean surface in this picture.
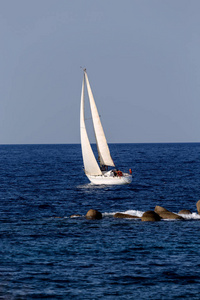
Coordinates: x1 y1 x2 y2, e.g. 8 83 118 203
0 143 200 299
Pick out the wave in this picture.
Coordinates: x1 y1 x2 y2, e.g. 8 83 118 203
103 210 144 218
103 210 200 220
178 212 200 220
51 210 200 220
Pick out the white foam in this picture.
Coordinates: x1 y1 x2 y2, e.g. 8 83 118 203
178 212 200 220
124 209 144 217
77 183 108 189
103 209 144 218
103 210 200 220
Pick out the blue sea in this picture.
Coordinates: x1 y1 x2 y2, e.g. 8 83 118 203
0 143 200 299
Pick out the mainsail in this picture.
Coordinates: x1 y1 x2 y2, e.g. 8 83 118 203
84 71 115 167
80 75 102 175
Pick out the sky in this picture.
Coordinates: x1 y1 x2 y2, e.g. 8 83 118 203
0 0 200 144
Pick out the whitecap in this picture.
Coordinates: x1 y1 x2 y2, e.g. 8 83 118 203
102 209 144 218
178 212 200 220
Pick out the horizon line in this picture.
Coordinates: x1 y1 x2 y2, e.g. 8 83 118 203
0 141 199 146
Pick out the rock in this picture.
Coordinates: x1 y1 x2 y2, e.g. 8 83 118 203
141 211 161 222
178 209 192 215
70 214 81 218
158 211 184 220
154 206 184 220
113 213 139 219
85 209 102 220
154 206 169 214
196 200 200 214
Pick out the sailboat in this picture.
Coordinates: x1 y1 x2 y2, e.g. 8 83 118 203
80 68 132 185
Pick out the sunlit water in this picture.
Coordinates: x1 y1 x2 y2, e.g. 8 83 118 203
0 143 200 299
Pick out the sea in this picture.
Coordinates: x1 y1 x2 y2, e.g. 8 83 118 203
0 143 200 299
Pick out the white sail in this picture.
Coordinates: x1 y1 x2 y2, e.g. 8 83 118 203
84 71 115 167
80 74 102 176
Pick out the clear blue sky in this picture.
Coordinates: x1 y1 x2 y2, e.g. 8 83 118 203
1 0 200 144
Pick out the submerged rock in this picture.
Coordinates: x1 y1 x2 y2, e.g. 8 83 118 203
86 209 102 220
141 211 161 222
178 209 192 215
113 213 139 219
155 206 183 220
196 200 200 215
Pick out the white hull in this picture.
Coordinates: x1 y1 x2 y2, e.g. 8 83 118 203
87 171 132 185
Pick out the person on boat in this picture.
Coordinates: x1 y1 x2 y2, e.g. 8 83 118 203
101 165 108 171
101 165 106 171
129 168 132 175
113 170 117 176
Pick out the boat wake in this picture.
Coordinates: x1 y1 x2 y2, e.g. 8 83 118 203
77 183 109 189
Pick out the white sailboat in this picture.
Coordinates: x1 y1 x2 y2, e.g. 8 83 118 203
80 69 132 185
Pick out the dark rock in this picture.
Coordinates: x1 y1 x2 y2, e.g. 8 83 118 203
141 211 161 222
196 200 200 214
86 209 102 220
178 209 192 215
113 213 139 219
155 206 184 220
70 214 81 218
